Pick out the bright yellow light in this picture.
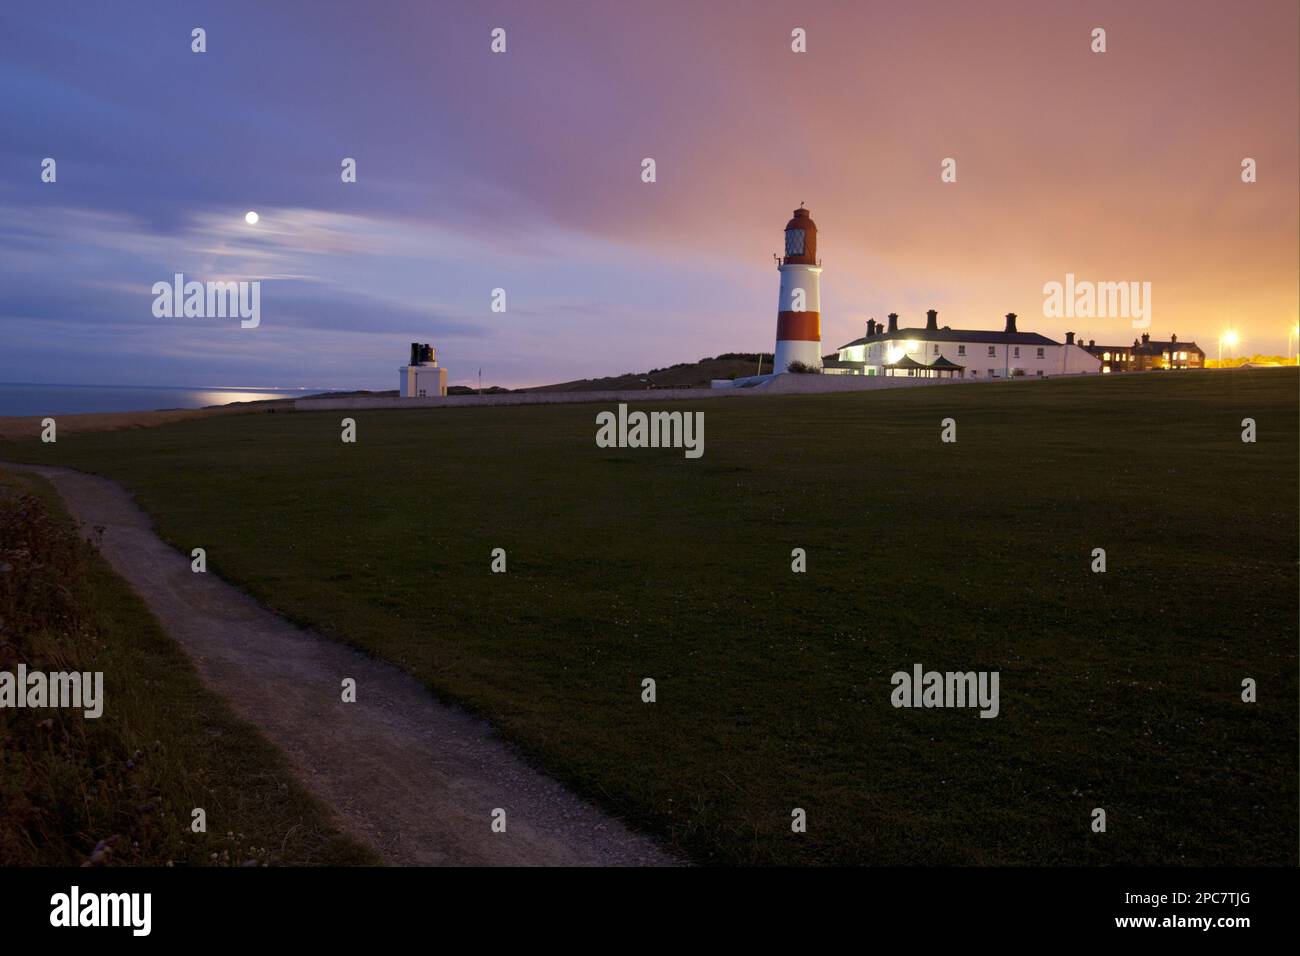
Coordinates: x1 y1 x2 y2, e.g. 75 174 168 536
1222 331 1239 347
905 339 919 353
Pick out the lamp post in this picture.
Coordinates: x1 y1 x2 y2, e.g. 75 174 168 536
1218 331 1239 366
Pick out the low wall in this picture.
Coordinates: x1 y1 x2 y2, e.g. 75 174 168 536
293 372 979 412
295 388 726 412
756 374 967 393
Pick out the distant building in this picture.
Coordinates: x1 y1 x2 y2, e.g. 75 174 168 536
827 311 1100 378
399 343 447 397
1080 332 1204 372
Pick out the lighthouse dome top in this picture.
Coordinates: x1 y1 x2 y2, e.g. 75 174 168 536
785 206 816 231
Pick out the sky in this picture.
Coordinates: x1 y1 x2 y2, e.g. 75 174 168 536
1 0 1296 389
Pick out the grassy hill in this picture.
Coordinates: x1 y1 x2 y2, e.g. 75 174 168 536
298 353 779 397
2 369 1295 865
526 353 775 391
268 352 779 397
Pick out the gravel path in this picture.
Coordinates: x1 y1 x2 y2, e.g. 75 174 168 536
5 462 677 867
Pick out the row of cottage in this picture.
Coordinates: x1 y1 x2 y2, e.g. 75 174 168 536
821 310 1205 378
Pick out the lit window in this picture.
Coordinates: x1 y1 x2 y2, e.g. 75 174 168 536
1102 367 1111 374
1103 352 1111 361
1180 351 1187 360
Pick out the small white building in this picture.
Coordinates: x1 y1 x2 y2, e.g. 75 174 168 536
399 342 447 397
825 311 1100 379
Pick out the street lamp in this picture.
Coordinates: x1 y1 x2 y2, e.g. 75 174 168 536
1218 330 1239 365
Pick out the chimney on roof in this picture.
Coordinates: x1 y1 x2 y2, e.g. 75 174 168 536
926 309 938 331
867 319 876 337
1171 333 1177 344
1005 312 1018 333
1089 339 1095 347
1141 332 1150 345
1065 331 1075 345
887 312 899 333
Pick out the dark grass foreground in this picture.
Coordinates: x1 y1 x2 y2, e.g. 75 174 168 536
3 369 1295 865
0 470 378 866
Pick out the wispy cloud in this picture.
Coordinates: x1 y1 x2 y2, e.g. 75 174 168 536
0 0 1295 388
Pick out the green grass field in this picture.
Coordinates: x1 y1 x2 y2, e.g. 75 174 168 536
0 469 377 866
3 369 1295 865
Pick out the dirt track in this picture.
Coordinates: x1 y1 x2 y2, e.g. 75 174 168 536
3 462 676 867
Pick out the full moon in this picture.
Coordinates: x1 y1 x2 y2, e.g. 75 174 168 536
244 211 260 225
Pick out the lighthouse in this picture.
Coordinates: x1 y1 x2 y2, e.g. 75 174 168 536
399 342 447 398
773 205 823 372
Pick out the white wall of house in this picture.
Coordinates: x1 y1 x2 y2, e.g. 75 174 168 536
1060 343 1102 374
399 365 448 397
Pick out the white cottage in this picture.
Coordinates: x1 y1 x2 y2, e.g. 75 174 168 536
825 311 1100 379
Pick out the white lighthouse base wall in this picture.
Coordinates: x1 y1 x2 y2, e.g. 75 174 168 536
773 340 823 373
399 365 448 398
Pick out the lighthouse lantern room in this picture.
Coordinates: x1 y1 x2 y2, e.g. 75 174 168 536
773 205 823 373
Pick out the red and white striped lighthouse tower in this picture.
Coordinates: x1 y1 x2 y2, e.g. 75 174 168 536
773 205 823 372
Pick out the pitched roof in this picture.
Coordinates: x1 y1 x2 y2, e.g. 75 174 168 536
929 355 965 368
883 354 929 369
837 327 1060 350
1084 339 1204 355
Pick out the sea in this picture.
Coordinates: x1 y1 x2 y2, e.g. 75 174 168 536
0 382 346 417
